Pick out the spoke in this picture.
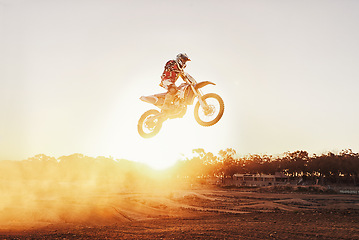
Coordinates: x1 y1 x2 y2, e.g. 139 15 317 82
198 98 220 123
144 116 157 133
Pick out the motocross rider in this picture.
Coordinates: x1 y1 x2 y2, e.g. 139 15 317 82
160 53 191 112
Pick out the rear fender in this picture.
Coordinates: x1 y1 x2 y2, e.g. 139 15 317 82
140 93 166 106
140 95 158 105
194 81 216 90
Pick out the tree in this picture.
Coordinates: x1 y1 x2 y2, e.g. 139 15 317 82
218 148 242 178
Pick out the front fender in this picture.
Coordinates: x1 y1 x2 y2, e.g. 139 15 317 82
194 81 216 90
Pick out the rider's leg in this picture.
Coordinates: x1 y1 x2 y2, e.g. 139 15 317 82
161 85 177 112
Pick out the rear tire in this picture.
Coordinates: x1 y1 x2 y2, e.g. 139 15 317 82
194 93 224 127
137 109 163 138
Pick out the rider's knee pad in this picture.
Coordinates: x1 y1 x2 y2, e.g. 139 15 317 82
168 87 177 95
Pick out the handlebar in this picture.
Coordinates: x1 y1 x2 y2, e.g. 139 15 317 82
182 72 197 85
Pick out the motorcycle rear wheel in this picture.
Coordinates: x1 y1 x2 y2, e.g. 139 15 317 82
137 109 163 138
194 93 224 127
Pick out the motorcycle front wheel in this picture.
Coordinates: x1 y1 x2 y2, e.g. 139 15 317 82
194 93 224 127
137 109 163 138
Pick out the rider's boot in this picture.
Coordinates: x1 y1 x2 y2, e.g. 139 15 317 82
161 93 175 113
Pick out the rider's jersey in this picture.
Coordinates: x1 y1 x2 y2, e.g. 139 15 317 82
160 60 184 88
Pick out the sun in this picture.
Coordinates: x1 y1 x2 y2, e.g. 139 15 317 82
127 109 202 170
132 128 189 170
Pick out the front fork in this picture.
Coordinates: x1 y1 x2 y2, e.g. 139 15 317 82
190 85 211 114
183 72 211 112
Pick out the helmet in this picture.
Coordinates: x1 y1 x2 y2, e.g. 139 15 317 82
176 53 191 68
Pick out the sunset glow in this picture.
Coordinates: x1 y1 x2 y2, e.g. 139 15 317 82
1 1 359 175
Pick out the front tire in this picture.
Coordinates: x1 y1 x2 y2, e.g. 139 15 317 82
194 93 224 127
137 109 163 138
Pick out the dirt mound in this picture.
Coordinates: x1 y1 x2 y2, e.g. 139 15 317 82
1 187 359 239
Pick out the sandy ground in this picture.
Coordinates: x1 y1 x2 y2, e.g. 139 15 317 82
1 186 359 239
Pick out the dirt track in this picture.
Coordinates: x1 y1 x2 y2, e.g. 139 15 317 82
1 186 359 239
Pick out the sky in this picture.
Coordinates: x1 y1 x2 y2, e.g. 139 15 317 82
1 0 359 169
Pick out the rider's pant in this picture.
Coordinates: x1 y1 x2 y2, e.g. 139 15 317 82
161 82 177 111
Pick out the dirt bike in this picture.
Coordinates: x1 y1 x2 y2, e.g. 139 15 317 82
137 72 224 138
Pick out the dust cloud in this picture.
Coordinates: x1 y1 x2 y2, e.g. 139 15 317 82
0 154 183 230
